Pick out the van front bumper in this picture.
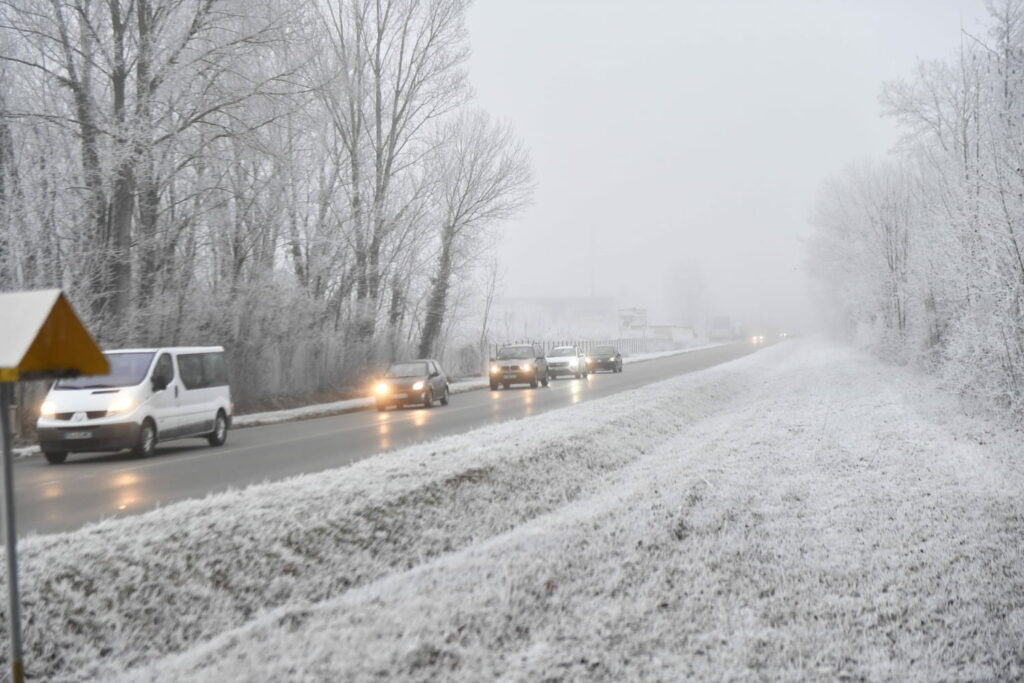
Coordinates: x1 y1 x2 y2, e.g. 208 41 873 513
37 422 141 453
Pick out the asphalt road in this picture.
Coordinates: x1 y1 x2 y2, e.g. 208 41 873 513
12 342 759 537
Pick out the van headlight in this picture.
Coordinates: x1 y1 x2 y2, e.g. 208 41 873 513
412 381 425 391
107 394 135 415
40 400 57 418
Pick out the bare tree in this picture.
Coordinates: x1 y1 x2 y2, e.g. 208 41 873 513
417 111 532 358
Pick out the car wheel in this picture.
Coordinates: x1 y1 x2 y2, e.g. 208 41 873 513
530 373 538 388
502 382 510 389
423 388 433 408
489 381 498 391
43 450 67 465
133 419 157 458
541 370 550 387
440 385 449 406
376 400 388 411
396 401 405 410
207 411 228 447
574 369 581 379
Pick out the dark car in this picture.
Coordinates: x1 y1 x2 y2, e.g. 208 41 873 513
374 359 450 410
489 343 550 389
586 345 623 373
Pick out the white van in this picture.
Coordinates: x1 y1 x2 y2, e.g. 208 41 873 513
36 346 232 464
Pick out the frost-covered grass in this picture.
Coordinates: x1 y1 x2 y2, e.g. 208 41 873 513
5 338 1021 681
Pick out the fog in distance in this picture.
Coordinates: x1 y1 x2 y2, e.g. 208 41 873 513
466 0 988 334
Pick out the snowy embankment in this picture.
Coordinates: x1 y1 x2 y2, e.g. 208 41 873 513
6 338 1023 680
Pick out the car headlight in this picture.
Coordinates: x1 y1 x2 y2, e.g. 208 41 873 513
107 394 135 415
40 400 57 418
375 381 390 395
412 380 425 391
585 357 593 363
490 364 500 374
521 363 532 372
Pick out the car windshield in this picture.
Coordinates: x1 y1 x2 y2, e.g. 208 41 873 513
593 346 616 355
54 352 155 389
497 346 535 360
385 362 428 378
549 347 576 357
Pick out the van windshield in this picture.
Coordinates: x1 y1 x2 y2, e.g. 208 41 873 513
54 352 155 390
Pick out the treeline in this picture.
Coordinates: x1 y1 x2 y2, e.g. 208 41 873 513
809 1 1024 417
0 0 531 406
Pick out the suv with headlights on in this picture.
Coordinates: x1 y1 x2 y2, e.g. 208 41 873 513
547 345 588 379
489 344 550 389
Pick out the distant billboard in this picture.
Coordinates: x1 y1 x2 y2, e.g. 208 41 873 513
618 307 647 331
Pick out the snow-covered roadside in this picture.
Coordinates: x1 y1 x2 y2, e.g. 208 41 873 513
3 343 749 680
87 338 1022 682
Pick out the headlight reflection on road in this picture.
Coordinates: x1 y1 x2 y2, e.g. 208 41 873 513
42 484 62 501
570 381 582 404
114 472 140 511
413 411 427 427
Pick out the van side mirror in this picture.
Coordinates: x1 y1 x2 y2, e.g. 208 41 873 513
152 375 168 392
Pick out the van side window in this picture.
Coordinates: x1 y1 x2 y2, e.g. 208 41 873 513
177 352 228 390
154 354 174 385
202 353 228 387
177 354 204 390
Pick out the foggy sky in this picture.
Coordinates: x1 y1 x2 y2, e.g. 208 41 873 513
466 0 990 331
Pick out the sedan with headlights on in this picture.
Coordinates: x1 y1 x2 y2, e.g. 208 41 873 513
586 345 623 373
546 345 588 379
374 360 450 411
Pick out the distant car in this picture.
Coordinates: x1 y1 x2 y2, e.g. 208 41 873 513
586 345 622 373
546 345 588 379
36 346 232 464
751 335 765 345
489 343 550 389
374 359 449 410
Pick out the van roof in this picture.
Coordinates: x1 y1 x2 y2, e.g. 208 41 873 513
105 346 225 354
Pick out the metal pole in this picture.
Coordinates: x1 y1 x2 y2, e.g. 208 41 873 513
0 383 24 683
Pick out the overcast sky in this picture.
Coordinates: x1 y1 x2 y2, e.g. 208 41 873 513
465 0 991 331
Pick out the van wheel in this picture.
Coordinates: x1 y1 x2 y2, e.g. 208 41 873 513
134 419 157 458
207 411 228 447
43 450 67 465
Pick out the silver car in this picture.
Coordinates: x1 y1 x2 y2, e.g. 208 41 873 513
546 345 588 379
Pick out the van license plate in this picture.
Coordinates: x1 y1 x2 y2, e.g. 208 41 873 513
63 431 92 440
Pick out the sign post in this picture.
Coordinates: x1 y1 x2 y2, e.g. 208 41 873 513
0 289 108 682
0 383 22 682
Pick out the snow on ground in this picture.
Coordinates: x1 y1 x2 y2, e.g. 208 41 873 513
5 338 1022 681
